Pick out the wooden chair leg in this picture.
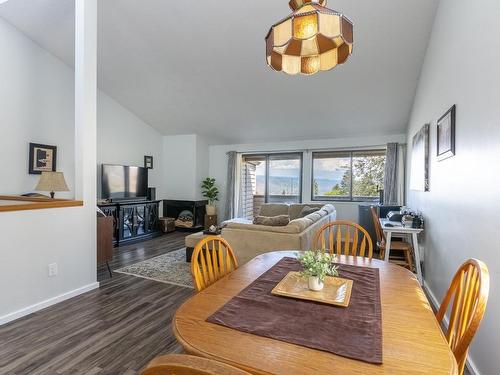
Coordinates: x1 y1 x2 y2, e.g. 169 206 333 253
405 250 414 272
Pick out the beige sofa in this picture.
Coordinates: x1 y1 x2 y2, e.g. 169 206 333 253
221 203 336 265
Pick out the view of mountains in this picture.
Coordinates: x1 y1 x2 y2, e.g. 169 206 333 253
256 175 341 195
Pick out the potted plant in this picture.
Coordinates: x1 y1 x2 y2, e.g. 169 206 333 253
297 250 338 291
201 177 219 216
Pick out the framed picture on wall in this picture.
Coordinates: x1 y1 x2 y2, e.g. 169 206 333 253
410 124 430 191
437 105 456 161
29 143 57 175
144 155 153 169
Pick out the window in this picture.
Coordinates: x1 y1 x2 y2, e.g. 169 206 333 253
312 150 386 202
240 153 302 218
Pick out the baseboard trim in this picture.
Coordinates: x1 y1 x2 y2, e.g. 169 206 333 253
0 282 100 326
423 281 481 375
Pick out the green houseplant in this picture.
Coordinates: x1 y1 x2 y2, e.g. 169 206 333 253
297 250 338 291
201 177 219 215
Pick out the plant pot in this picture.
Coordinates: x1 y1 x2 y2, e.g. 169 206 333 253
206 204 216 216
308 276 324 291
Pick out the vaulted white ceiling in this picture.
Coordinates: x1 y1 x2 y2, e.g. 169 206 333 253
0 0 438 144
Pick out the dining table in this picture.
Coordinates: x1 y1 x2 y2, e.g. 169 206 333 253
173 251 457 375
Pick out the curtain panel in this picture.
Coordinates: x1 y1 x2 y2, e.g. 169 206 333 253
224 151 238 220
383 143 406 205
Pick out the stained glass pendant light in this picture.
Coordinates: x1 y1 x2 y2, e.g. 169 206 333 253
265 0 353 75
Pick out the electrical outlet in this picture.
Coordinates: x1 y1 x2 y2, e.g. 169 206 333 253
48 263 58 277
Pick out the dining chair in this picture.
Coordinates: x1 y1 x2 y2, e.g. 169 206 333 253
314 220 373 259
191 236 238 292
370 206 414 270
141 354 252 375
436 259 489 375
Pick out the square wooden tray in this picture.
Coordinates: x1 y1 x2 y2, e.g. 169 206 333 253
271 271 353 307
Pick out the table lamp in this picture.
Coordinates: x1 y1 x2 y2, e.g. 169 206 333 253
35 171 70 198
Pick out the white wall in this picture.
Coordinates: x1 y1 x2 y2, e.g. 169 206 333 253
0 17 75 198
0 10 163 323
209 134 406 221
0 16 165 200
162 134 209 201
97 91 164 198
406 0 500 373
0 2 98 324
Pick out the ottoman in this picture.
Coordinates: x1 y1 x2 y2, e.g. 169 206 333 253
185 231 221 262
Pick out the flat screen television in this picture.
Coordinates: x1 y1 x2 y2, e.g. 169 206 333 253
101 164 148 200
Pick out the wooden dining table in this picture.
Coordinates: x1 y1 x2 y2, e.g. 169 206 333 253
173 251 458 375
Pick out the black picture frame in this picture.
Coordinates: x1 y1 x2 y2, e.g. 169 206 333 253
437 105 456 161
410 124 430 191
29 143 57 175
144 155 154 169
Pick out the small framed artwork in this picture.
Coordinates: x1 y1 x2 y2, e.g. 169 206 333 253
437 105 456 161
144 155 154 169
410 124 430 191
29 143 57 174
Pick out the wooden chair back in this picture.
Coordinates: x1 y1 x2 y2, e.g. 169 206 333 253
370 206 385 245
141 354 251 375
191 236 238 292
436 259 489 374
314 220 373 259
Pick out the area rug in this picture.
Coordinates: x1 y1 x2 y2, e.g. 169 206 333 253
115 248 193 288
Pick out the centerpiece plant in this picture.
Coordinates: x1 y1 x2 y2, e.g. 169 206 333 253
298 250 338 291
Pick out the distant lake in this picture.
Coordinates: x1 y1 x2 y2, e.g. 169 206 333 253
256 176 341 195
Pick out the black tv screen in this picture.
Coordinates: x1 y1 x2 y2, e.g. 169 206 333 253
102 164 148 199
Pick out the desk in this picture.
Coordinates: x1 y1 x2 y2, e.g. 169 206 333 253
174 251 457 375
379 218 424 284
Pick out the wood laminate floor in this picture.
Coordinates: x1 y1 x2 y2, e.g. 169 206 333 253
0 232 193 375
97 231 188 282
0 232 473 375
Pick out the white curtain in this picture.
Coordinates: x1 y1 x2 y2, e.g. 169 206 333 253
224 151 241 220
384 143 406 205
396 144 406 205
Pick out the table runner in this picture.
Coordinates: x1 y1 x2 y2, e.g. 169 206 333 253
207 257 382 364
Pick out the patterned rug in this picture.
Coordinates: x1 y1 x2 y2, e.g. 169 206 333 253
115 248 193 288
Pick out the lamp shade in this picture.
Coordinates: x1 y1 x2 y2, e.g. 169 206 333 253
266 0 353 75
35 172 69 193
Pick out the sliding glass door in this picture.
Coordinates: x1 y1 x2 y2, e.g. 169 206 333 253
267 154 302 203
240 153 302 218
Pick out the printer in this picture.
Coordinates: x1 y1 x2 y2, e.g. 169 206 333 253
386 210 403 222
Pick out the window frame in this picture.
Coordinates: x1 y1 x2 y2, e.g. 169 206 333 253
310 149 386 203
242 152 303 204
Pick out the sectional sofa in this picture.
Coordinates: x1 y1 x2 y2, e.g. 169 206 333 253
221 203 336 265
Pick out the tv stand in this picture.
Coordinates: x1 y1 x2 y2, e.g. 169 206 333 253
98 200 161 246
107 197 148 204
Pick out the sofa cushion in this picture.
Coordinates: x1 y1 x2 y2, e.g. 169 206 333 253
305 211 323 223
288 217 313 232
259 204 289 217
288 204 323 220
297 206 320 218
221 218 253 227
321 204 335 214
253 215 290 226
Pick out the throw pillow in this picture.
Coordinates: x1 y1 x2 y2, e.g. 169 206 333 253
298 206 320 218
253 215 290 226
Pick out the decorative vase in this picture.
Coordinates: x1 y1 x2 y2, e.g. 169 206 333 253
206 204 216 215
308 276 324 291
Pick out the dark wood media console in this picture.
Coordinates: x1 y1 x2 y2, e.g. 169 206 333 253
98 200 161 246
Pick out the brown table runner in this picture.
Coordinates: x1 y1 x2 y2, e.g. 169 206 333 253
207 257 382 364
